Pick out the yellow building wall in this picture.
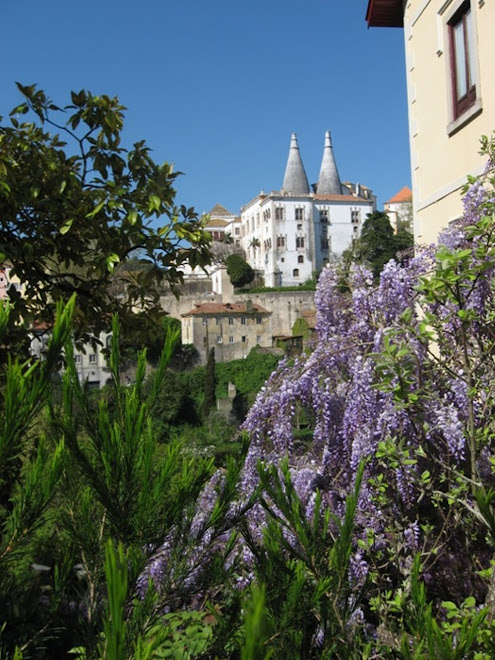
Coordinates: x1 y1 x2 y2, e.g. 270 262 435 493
404 0 495 244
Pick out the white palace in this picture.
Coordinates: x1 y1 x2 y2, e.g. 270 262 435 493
238 131 376 287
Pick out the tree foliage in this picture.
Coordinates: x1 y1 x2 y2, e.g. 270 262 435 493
225 254 255 288
0 84 212 347
345 210 413 278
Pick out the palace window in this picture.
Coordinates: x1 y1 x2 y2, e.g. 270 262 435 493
296 236 305 249
256 316 262 324
241 317 246 325
275 207 285 220
277 236 286 248
448 1 477 121
321 238 329 250
228 317 234 325
89 354 97 364
293 268 300 277
320 209 329 224
351 209 360 224
298 255 304 264
295 208 304 220
217 336 223 343
229 336 234 343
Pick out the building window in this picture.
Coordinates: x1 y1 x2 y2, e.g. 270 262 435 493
203 337 207 346
217 336 222 343
215 317 220 325
241 317 246 325
256 335 262 343
298 255 304 264
228 317 234 325
295 208 304 220
234 227 240 235
256 316 262 324
321 238 329 250
202 318 207 325
448 2 476 120
293 269 299 277
276 236 285 248
296 236 305 249
75 354 81 363
89 354 97 364
320 209 329 224
275 207 284 220
241 336 247 343
229 336 234 343
351 210 360 224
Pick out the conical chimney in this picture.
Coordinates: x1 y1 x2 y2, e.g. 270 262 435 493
281 133 310 195
316 131 342 195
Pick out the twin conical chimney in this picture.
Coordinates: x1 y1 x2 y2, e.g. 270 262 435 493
281 131 342 196
281 133 310 195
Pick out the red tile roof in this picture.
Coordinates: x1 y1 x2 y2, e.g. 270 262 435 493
385 186 412 204
314 194 372 203
182 302 270 317
206 218 230 228
209 203 233 217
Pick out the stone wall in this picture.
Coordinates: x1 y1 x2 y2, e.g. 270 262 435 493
235 290 315 338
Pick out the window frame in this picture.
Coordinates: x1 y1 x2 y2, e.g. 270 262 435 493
448 1 476 121
441 0 482 135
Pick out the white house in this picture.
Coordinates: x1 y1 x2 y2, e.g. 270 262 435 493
384 186 413 233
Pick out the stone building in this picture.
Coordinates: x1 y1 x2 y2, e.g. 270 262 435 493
181 300 272 363
30 327 113 390
239 132 376 287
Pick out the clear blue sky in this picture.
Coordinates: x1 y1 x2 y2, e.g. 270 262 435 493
1 0 409 216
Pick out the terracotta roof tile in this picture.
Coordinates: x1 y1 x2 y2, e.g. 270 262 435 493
206 218 230 228
314 194 372 203
209 203 233 217
385 186 412 204
182 302 270 317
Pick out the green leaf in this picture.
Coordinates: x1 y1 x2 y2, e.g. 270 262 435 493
105 253 120 272
60 218 74 234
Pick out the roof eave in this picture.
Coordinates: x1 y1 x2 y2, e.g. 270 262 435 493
366 0 404 27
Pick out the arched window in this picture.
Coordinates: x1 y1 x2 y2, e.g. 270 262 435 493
298 255 304 264
293 268 299 277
